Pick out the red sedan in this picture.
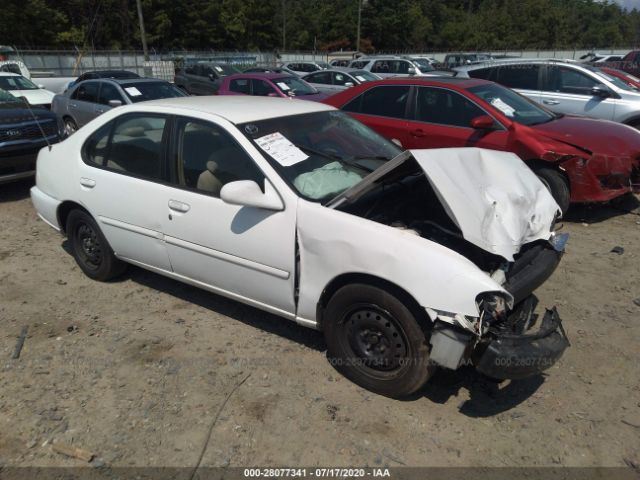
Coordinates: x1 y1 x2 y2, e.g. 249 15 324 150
324 77 640 212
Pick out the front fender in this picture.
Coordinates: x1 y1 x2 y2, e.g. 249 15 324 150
295 200 509 324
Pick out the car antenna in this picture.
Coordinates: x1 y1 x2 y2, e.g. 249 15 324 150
19 95 52 151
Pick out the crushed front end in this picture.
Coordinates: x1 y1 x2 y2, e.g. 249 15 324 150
428 233 570 380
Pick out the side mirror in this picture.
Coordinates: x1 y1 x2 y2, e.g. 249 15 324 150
38 84 45 89
470 115 496 129
591 84 611 97
391 138 403 148
344 82 354 87
407 67 416 75
108 99 123 107
220 179 284 211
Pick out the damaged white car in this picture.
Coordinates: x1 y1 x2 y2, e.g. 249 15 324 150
31 97 570 397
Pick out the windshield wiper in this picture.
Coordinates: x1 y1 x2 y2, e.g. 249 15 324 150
294 144 374 173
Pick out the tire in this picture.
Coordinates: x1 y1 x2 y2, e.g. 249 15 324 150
323 283 434 398
535 167 570 214
63 117 78 136
66 209 126 281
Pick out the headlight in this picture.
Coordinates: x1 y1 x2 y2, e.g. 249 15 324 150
476 292 511 324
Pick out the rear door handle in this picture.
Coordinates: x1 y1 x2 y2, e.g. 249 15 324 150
95 108 105 114
168 200 190 213
70 103 78 108
80 177 96 188
410 128 425 137
543 100 560 105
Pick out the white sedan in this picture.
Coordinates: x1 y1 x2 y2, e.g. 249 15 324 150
31 97 569 397
0 72 56 108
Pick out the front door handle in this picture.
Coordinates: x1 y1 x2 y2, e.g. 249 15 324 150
168 200 190 213
80 177 96 188
543 99 560 105
96 108 105 114
70 103 78 108
410 128 425 137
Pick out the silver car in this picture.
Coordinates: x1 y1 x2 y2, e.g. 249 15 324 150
301 69 381 93
455 59 640 128
52 78 186 135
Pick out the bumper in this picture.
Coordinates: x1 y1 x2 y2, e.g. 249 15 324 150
0 151 38 184
503 236 567 305
473 301 569 380
564 155 636 203
30 186 62 231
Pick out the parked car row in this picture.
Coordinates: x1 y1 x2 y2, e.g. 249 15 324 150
5 52 639 400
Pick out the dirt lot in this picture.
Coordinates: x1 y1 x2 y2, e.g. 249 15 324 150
1 179 639 470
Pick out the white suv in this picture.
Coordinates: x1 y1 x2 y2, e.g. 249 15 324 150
455 59 640 127
347 56 438 78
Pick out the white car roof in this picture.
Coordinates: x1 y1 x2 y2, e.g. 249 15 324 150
140 96 334 124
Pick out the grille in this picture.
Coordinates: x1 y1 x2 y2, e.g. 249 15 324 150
0 119 57 143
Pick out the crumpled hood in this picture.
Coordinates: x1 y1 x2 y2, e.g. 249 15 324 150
531 115 640 157
411 148 560 261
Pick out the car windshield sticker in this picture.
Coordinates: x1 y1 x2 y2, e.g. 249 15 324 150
355 75 366 82
490 97 515 117
276 82 291 91
124 87 142 96
255 132 308 167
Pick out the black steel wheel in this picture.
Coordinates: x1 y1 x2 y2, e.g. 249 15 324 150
324 283 434 398
66 209 126 281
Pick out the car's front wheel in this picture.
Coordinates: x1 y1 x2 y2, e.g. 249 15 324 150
535 167 570 214
66 209 126 281
323 283 434 398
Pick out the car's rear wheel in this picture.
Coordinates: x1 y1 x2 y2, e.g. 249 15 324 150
323 283 434 398
66 209 126 281
535 167 570 214
63 117 78 136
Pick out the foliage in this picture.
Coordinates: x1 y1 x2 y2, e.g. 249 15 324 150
1 0 639 51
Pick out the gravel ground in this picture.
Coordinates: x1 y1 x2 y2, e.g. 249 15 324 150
1 179 639 470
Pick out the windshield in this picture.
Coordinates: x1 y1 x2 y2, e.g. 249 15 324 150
468 83 555 126
350 70 380 82
593 68 637 91
410 59 435 72
0 75 39 91
120 81 187 103
239 111 401 202
274 76 318 96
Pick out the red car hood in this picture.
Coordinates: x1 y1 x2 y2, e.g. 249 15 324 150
530 115 640 159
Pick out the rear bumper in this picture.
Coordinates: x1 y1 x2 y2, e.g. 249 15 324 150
30 186 62 231
473 302 569 380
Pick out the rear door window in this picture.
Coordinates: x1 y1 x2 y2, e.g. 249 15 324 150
415 87 486 127
82 114 168 181
72 81 99 103
342 85 410 118
251 79 276 96
230 78 250 94
496 64 541 90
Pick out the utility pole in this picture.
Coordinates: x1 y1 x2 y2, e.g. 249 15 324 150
356 0 362 52
282 0 287 51
135 0 149 61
